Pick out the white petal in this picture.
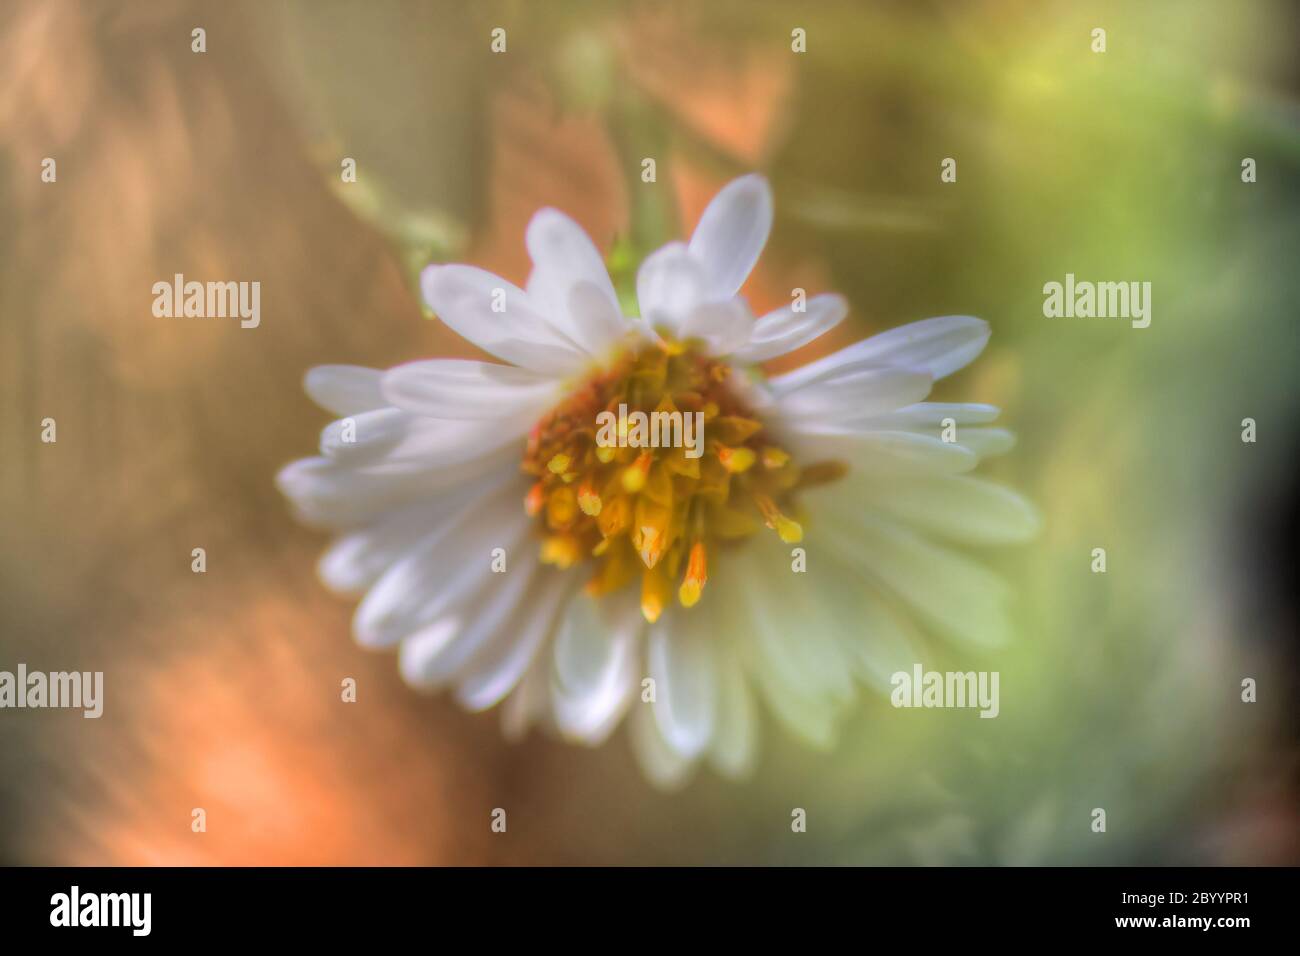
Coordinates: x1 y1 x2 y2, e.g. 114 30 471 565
421 264 587 375
727 544 854 706
317 497 463 594
304 365 387 416
748 662 839 750
394 619 460 688
900 425 1016 460
789 429 979 475
399 548 540 688
951 427 1016 458
568 280 636 355
707 550 845 748
687 173 773 298
708 643 758 779
628 695 696 791
635 241 708 333
316 414 531 488
525 209 626 352
676 298 753 355
501 653 551 742
770 315 990 392
848 596 918 693
373 414 534 469
319 531 395 595
731 293 848 364
647 609 717 760
454 572 571 711
551 590 641 744
381 359 560 421
776 367 933 422
525 208 618 302
816 508 1013 649
857 401 1001 429
319 408 411 463
276 446 521 530
862 475 1040 544
355 480 530 647
794 540 918 693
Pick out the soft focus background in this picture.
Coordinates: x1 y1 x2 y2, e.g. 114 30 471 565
1 0 1296 864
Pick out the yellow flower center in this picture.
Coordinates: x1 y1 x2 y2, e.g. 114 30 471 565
522 339 845 622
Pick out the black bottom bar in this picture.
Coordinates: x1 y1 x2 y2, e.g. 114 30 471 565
0 866 1287 941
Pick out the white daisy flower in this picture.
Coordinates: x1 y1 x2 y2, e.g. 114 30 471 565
277 174 1037 789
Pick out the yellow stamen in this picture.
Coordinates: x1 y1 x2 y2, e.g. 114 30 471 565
756 493 803 544
641 567 671 622
762 446 790 469
634 497 671 569
577 476 602 516
773 515 803 544
547 486 578 530
621 450 653 492
638 524 664 569
540 534 582 568
597 493 630 538
716 443 756 474
678 541 708 607
640 460 673 505
521 340 841 616
713 416 762 445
